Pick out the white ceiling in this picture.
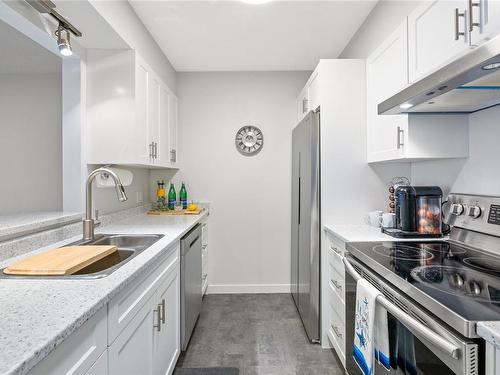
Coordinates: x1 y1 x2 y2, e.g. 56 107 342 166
0 19 61 74
130 0 377 71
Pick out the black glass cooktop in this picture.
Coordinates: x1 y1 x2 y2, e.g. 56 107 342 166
348 241 500 322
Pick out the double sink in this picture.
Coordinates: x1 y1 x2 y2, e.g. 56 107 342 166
1 234 163 279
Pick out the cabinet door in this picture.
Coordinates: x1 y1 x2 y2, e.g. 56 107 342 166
308 72 320 112
297 88 309 122
148 72 161 163
168 94 178 166
85 350 108 375
470 0 500 45
157 84 171 166
153 268 180 375
109 295 156 375
366 21 409 162
136 58 152 164
408 0 470 83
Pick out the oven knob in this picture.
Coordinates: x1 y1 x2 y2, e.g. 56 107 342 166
451 203 465 216
468 205 482 219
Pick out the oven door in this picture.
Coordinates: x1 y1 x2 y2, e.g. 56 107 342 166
344 255 482 375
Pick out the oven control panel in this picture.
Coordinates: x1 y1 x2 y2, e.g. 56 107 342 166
488 204 500 225
445 193 500 237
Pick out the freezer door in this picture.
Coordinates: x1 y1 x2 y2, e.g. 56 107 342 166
291 123 301 306
291 111 320 342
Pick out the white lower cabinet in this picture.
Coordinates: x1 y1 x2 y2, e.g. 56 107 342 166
153 269 180 375
29 307 107 375
109 293 156 375
29 243 181 375
85 350 108 375
325 231 347 367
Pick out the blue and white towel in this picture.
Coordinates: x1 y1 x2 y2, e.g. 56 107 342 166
353 279 390 375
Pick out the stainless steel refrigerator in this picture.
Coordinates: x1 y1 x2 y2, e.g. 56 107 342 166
291 110 320 343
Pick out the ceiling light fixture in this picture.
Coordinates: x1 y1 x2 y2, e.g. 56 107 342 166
241 0 272 4
55 23 72 56
399 103 414 110
482 62 500 71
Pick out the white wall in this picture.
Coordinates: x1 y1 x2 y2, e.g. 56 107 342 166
411 105 500 196
0 73 62 214
174 71 310 293
340 0 423 59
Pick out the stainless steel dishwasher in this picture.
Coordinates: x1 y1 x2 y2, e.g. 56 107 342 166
180 223 202 351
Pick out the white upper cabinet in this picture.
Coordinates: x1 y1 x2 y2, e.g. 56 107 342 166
408 0 470 83
367 19 470 163
87 49 178 169
470 0 500 45
367 21 409 162
168 94 178 166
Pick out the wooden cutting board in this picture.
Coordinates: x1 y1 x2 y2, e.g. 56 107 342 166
147 209 202 216
3 245 118 276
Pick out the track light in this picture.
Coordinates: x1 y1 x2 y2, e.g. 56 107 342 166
55 24 72 56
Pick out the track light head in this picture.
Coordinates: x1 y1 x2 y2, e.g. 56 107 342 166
55 24 72 56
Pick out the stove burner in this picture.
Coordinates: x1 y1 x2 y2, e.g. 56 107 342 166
463 257 500 276
372 244 433 261
422 243 467 256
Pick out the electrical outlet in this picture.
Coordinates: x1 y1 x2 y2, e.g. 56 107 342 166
136 191 143 204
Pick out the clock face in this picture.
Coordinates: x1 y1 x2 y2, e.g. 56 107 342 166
235 126 264 156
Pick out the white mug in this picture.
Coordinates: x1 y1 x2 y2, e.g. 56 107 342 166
380 213 396 229
368 211 383 227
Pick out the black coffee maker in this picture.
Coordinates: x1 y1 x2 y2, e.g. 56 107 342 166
383 185 445 238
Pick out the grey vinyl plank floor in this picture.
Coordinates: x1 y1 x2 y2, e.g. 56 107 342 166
175 294 344 375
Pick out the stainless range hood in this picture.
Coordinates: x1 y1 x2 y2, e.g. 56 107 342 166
379 35 500 115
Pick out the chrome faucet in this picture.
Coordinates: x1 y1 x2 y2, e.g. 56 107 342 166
83 167 128 240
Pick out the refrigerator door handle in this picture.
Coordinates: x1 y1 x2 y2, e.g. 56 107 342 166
298 176 301 225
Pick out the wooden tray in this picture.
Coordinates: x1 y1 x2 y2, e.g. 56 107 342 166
4 245 118 276
147 208 202 216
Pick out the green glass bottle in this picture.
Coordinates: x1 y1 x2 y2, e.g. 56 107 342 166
179 182 188 209
168 183 176 210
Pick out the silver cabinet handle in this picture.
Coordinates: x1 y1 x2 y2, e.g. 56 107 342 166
302 97 308 113
149 142 154 158
160 298 166 324
330 245 341 256
155 142 158 159
153 304 162 332
170 149 176 163
331 280 342 291
332 325 342 339
397 126 404 149
455 8 466 40
342 256 460 359
468 0 480 32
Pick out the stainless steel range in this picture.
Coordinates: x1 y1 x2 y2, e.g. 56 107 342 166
344 193 500 375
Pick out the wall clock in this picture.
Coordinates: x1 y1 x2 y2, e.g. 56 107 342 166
235 125 264 156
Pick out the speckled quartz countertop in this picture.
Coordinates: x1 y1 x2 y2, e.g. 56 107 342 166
0 212 82 242
324 224 447 242
0 210 208 375
477 322 500 348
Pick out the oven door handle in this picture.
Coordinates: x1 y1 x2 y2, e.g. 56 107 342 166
343 257 460 359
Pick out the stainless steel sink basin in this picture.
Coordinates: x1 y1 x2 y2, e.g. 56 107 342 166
0 234 164 279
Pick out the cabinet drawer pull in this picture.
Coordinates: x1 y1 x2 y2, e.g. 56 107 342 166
468 0 480 32
397 126 404 149
332 325 343 339
149 142 154 158
455 8 466 40
331 280 342 291
330 246 341 256
154 304 162 332
160 298 166 324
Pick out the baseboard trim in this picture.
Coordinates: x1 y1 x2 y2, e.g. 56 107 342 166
207 284 291 294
